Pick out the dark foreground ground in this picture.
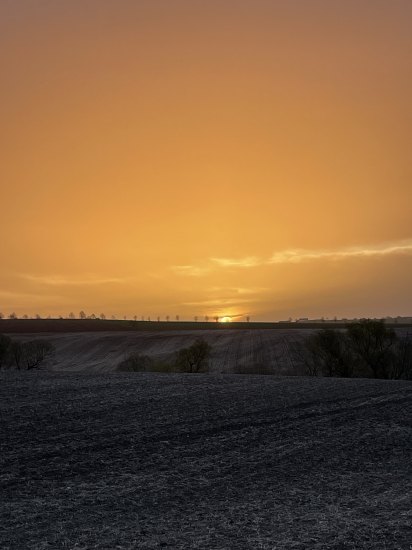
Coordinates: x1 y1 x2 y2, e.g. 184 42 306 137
1 374 411 550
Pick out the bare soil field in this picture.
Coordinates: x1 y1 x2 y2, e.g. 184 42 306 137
4 319 396 334
5 329 315 374
3 320 411 375
1 372 411 549
6 327 412 375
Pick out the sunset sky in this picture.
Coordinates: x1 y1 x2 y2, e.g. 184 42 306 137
1 1 412 321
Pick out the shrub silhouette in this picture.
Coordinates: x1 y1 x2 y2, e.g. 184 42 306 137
346 320 397 379
117 342 212 374
301 330 349 377
21 340 55 370
300 320 410 379
390 337 412 380
304 329 354 377
1 337 54 370
117 354 154 372
10 341 24 370
174 338 211 373
0 334 11 369
117 338 212 373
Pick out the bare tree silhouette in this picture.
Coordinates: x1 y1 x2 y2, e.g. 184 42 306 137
22 340 55 370
10 341 22 370
174 338 212 373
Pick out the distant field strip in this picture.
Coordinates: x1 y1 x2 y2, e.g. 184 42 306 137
5 329 316 373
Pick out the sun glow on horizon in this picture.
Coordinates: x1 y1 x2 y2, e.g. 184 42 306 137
220 316 232 323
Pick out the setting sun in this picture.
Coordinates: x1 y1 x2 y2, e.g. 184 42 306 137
220 317 232 323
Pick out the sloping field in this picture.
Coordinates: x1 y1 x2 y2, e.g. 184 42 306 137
6 329 316 374
2 319 386 333
1 373 411 549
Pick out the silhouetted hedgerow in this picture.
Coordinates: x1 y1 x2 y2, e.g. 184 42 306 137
0 335 54 371
117 338 212 374
300 320 412 379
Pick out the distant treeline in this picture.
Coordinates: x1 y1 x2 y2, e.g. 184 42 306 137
1 317 412 335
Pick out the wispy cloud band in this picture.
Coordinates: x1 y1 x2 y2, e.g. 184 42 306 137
171 239 412 276
268 240 412 264
20 274 127 286
211 256 261 268
170 265 211 277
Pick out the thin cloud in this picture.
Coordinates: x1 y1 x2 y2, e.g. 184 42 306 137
268 240 412 264
170 239 412 277
209 286 269 295
183 297 256 307
210 256 261 267
235 286 269 294
20 274 127 286
170 265 211 277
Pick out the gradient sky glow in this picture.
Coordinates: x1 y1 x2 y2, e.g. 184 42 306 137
1 1 412 320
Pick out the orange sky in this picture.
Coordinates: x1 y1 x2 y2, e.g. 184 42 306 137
1 1 412 321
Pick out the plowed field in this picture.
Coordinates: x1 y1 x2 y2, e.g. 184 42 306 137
6 329 314 374
1 373 411 549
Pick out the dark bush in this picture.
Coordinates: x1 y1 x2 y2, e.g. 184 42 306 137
346 320 397 379
10 341 23 370
21 340 55 370
118 343 213 374
302 329 353 377
174 338 212 373
391 338 412 380
300 320 412 379
0 334 12 369
117 354 154 372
